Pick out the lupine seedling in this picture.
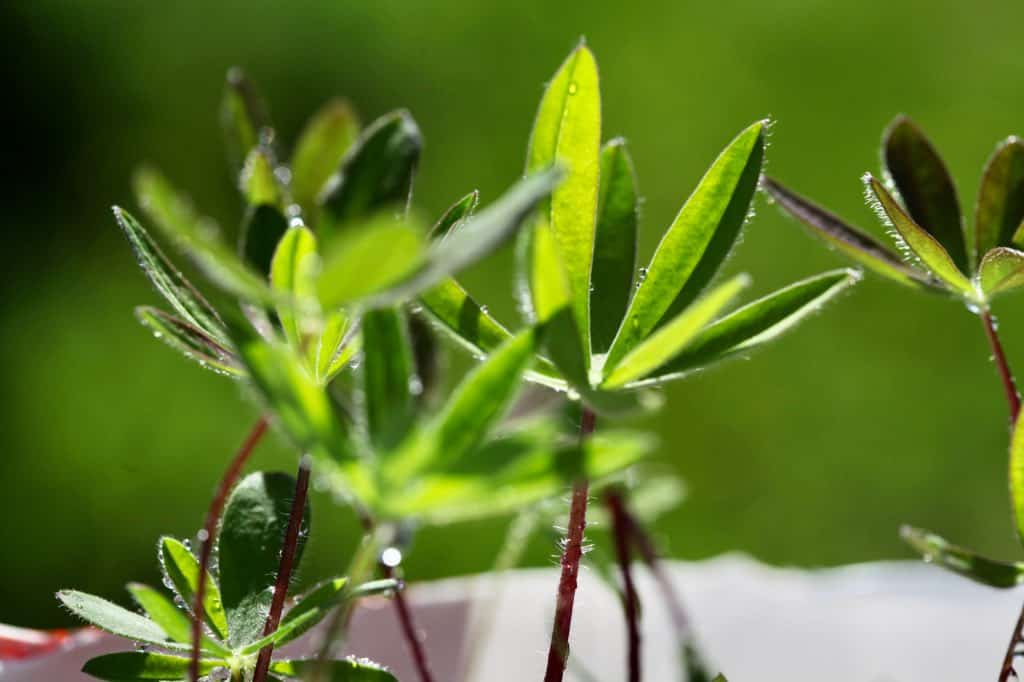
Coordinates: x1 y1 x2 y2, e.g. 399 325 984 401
416 42 858 682
765 116 1024 680
58 471 398 681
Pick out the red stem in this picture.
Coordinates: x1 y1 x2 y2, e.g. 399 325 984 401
982 310 1021 421
542 407 597 682
625 511 692 640
383 562 435 682
252 456 313 682
190 416 269 682
606 490 641 682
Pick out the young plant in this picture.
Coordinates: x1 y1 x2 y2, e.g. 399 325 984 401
419 42 858 682
58 471 399 681
765 117 1024 680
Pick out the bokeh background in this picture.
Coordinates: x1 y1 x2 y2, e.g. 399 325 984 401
4 0 1024 627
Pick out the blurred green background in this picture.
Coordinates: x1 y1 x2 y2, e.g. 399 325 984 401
4 0 1024 627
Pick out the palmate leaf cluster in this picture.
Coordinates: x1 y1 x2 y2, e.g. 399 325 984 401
59 472 399 681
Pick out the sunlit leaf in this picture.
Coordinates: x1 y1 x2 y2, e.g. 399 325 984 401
602 274 749 388
219 471 311 647
319 110 421 235
291 99 360 217
270 225 319 351
866 175 975 298
240 148 282 208
362 308 417 450
605 121 766 370
525 43 601 354
901 525 1024 588
882 116 967 272
221 67 271 174
158 537 228 641
315 311 357 384
978 247 1024 298
270 657 398 681
636 269 860 385
135 306 243 377
57 590 184 652
82 652 222 681
591 138 639 353
976 137 1024 260
762 177 937 290
125 583 229 655
240 204 289 277
272 577 348 647
1011 407 1024 545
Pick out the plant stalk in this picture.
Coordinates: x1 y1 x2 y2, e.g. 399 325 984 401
190 416 269 682
606 489 641 682
383 561 435 682
542 406 597 682
252 455 313 682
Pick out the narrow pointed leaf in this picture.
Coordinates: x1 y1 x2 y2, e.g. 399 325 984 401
315 311 356 383
240 204 289 277
221 67 271 174
430 189 479 239
591 138 639 353
240 148 282 208
605 121 766 370
271 225 319 351
901 526 1024 588
82 652 221 681
270 657 397 681
525 44 601 355
219 471 311 647
135 307 243 377
114 207 225 339
602 274 749 388
319 110 421 235
385 329 536 480
1010 407 1024 545
867 175 975 298
57 590 184 651
976 137 1024 260
272 577 348 647
158 537 228 641
291 99 360 216
762 177 936 289
882 116 967 272
362 308 417 450
978 247 1024 298
638 269 860 385
126 583 229 655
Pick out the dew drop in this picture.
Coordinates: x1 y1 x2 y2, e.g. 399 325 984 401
381 547 403 568
568 82 579 95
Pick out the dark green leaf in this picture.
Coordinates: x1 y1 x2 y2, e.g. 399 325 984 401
362 307 417 450
319 110 421 235
591 138 639 353
901 525 1024 588
240 204 290 277
978 247 1024 298
525 43 602 356
430 190 479 239
291 99 360 217
135 307 243 378
158 537 229 641
221 67 271 174
882 116 967 272
976 137 1024 261
219 471 311 647
126 583 228 655
605 121 766 371
270 657 397 681
82 652 222 681
57 590 184 651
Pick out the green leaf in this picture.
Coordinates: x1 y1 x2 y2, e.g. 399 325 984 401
315 311 357 383
221 67 271 174
384 329 536 481
158 537 229 641
240 204 290 277
270 657 397 681
219 471 311 647
602 274 750 389
605 121 766 370
271 225 319 351
316 212 426 309
882 116 967 272
901 525 1024 588
319 110 421 235
591 138 639 353
291 98 360 217
978 247 1024 298
866 174 975 298
362 307 417 450
637 269 860 385
762 177 937 290
125 583 229 655
82 652 222 681
133 169 278 307
525 43 601 356
976 137 1024 261
430 190 479 239
1010 407 1024 545
135 307 243 378
57 590 185 651
240 148 282 208
114 206 226 340
273 577 348 647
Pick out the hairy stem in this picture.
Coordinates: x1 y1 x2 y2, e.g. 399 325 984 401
383 561 435 682
252 455 313 682
982 310 1021 421
543 406 597 682
606 489 641 682
190 416 269 682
